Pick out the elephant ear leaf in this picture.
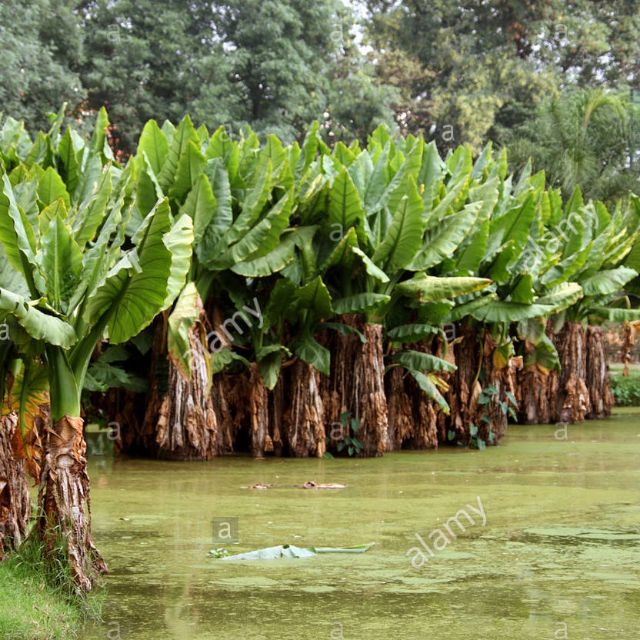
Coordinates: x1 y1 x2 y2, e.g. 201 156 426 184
292 336 330 375
86 199 193 343
409 201 481 271
158 115 199 195
162 213 195 309
329 168 366 235
0 288 76 347
408 369 450 414
137 119 169 177
38 167 70 208
293 276 333 321
40 212 83 312
0 174 39 287
396 274 492 302
581 267 637 296
179 173 216 245
372 178 424 273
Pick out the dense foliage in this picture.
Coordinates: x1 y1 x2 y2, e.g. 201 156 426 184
1 110 640 588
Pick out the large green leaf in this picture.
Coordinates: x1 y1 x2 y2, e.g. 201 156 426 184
137 119 169 176
37 167 70 208
257 347 284 390
40 213 83 311
590 307 640 322
225 158 273 244
373 178 424 272
158 115 199 194
408 369 449 413
85 199 177 343
293 336 330 375
162 213 195 309
58 127 81 196
231 230 296 277
581 267 637 297
72 166 112 248
386 324 442 343
179 173 215 245
332 293 390 314
0 288 76 347
294 276 333 319
410 200 481 271
329 168 365 233
0 174 38 287
470 301 553 323
537 283 583 312
396 274 492 302
352 246 389 283
391 350 456 374
229 191 292 264
170 140 205 202
167 283 202 377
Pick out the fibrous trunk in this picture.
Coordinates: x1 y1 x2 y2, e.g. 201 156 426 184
517 361 558 424
586 325 613 419
143 312 220 460
439 324 514 446
37 416 106 592
322 315 388 456
0 413 30 560
516 322 558 424
249 364 271 457
386 342 440 451
554 321 591 423
438 322 480 444
477 332 518 444
283 360 325 457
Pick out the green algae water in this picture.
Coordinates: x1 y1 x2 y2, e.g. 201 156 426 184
82 412 640 639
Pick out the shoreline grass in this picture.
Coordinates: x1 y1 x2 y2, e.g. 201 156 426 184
0 538 102 640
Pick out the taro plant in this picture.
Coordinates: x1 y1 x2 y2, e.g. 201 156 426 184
0 111 193 591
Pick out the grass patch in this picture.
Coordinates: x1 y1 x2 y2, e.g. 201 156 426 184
610 371 640 406
0 538 102 640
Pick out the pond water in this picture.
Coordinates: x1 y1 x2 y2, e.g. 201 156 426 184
82 411 640 640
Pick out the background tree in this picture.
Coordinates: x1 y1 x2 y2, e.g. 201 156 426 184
506 89 640 201
363 0 640 151
0 0 83 131
77 0 237 151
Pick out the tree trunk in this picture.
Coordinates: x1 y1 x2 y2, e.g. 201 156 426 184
554 321 591 423
517 361 558 424
439 324 516 446
37 416 107 592
141 311 220 461
438 322 481 445
586 325 613 419
269 377 285 456
0 413 30 560
283 360 325 457
516 322 558 424
477 332 519 444
249 364 271 457
386 342 440 451
322 315 388 456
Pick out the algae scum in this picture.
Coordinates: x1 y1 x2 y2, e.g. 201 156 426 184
83 412 640 639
